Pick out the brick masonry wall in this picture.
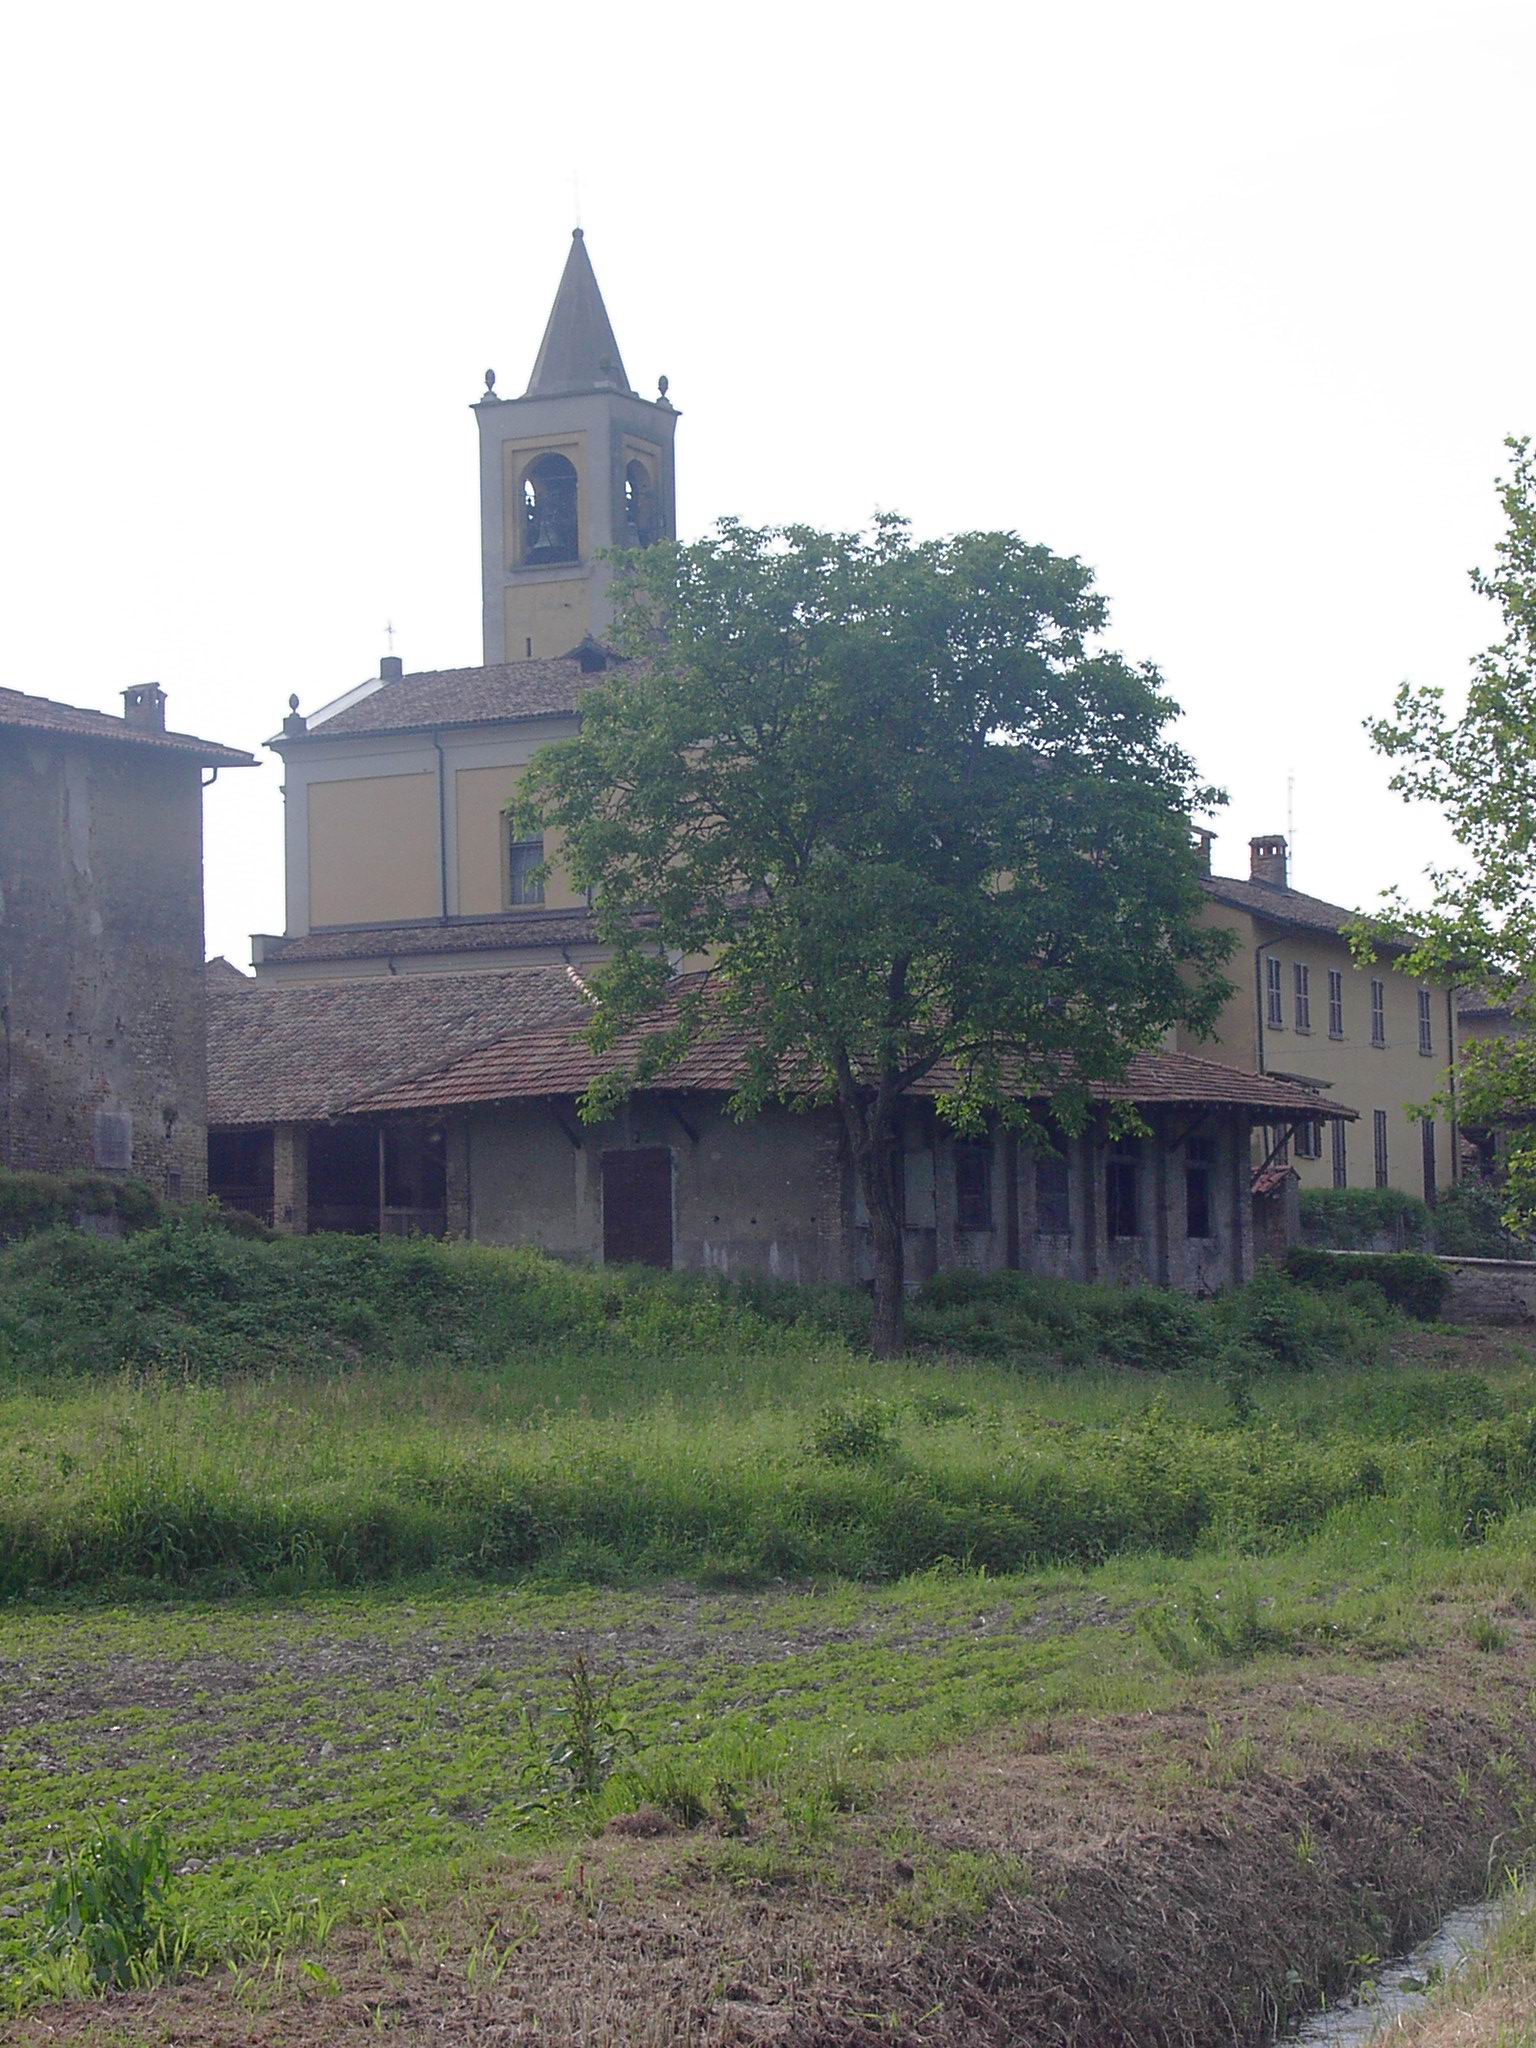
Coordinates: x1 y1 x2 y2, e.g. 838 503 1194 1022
0 733 211 1196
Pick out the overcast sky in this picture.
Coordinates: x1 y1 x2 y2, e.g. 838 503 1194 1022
2 0 1531 966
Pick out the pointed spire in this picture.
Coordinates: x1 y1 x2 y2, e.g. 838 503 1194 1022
525 229 632 399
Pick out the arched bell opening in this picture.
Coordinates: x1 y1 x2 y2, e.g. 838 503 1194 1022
522 453 579 565
623 459 658 548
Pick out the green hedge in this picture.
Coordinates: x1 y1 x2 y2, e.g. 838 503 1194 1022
1284 1246 1449 1322
0 1169 159 1244
1299 1187 1435 1250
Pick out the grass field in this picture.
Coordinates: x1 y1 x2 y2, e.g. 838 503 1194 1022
4 1224 1536 2040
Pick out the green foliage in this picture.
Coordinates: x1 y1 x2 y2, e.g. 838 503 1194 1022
0 1229 1524 1599
519 1656 637 1810
1137 1578 1286 1672
889 1850 1031 1931
1364 437 1536 1230
1431 1179 1534 1258
0 1168 159 1244
808 1398 896 1464
42 1818 186 1991
1299 1187 1434 1251
516 515 1234 1349
1435 1411 1536 1537
1285 1247 1450 1322
914 1268 1216 1371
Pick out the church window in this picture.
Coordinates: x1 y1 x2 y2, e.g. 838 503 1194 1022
508 830 545 907
624 459 658 547
522 453 579 564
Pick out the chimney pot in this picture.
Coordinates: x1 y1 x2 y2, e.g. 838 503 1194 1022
1249 834 1289 888
380 655 404 681
121 683 167 733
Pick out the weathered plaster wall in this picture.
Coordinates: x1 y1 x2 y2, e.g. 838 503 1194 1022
461 1098 1259 1295
0 734 210 1193
463 1097 849 1286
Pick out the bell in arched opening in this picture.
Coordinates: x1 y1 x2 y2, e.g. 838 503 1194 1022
523 453 579 564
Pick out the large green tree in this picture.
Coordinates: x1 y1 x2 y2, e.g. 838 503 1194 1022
1367 436 1536 1223
518 516 1232 1354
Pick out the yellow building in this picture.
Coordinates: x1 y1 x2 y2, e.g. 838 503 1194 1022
253 231 662 984
1179 832 1458 1202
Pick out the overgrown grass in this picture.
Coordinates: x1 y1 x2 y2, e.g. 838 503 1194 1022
0 1225 1531 1600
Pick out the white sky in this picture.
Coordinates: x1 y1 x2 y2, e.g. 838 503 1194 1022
2 0 1531 966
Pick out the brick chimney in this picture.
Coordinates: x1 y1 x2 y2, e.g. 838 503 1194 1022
121 683 167 733
1192 827 1216 875
1249 834 1288 888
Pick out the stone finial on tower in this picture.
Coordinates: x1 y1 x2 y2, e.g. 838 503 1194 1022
282 693 307 738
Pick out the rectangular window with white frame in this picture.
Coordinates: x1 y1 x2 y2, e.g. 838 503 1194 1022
1328 968 1344 1039
1370 979 1387 1047
1373 1109 1389 1188
1295 1117 1322 1160
1265 956 1284 1028
1418 988 1433 1056
1293 962 1311 1033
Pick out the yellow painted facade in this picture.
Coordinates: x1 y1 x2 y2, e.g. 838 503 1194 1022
454 762 583 914
1179 900 1457 1199
307 771 439 927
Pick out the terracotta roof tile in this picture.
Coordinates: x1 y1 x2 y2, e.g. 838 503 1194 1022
1202 872 1414 949
0 687 253 766
287 654 628 742
207 966 592 1126
259 907 618 966
355 989 1357 1124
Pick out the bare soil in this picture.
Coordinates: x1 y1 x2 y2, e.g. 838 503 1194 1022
14 1632 1536 2048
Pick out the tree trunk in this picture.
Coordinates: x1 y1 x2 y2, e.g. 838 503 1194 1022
863 1121 907 1358
835 1073 908 1357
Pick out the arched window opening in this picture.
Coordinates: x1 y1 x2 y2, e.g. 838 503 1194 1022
624 459 657 547
523 453 579 565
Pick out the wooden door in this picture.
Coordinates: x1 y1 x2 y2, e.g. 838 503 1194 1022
601 1148 674 1268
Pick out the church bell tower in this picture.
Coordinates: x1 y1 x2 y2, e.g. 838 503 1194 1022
474 229 679 664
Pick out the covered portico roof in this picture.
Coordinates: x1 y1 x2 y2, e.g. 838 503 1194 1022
351 989 1356 1125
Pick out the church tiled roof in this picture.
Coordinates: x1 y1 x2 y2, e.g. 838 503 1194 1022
287 654 619 742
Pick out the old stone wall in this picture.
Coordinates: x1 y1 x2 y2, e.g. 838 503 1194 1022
1436 1256 1536 1325
0 734 210 1196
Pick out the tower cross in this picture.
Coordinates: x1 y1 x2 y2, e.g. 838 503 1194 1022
385 619 397 653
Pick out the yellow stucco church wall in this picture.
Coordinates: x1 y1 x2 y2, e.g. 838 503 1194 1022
454 763 584 913
308 772 439 928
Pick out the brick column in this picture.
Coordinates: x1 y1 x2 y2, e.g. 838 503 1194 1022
272 1123 309 1235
